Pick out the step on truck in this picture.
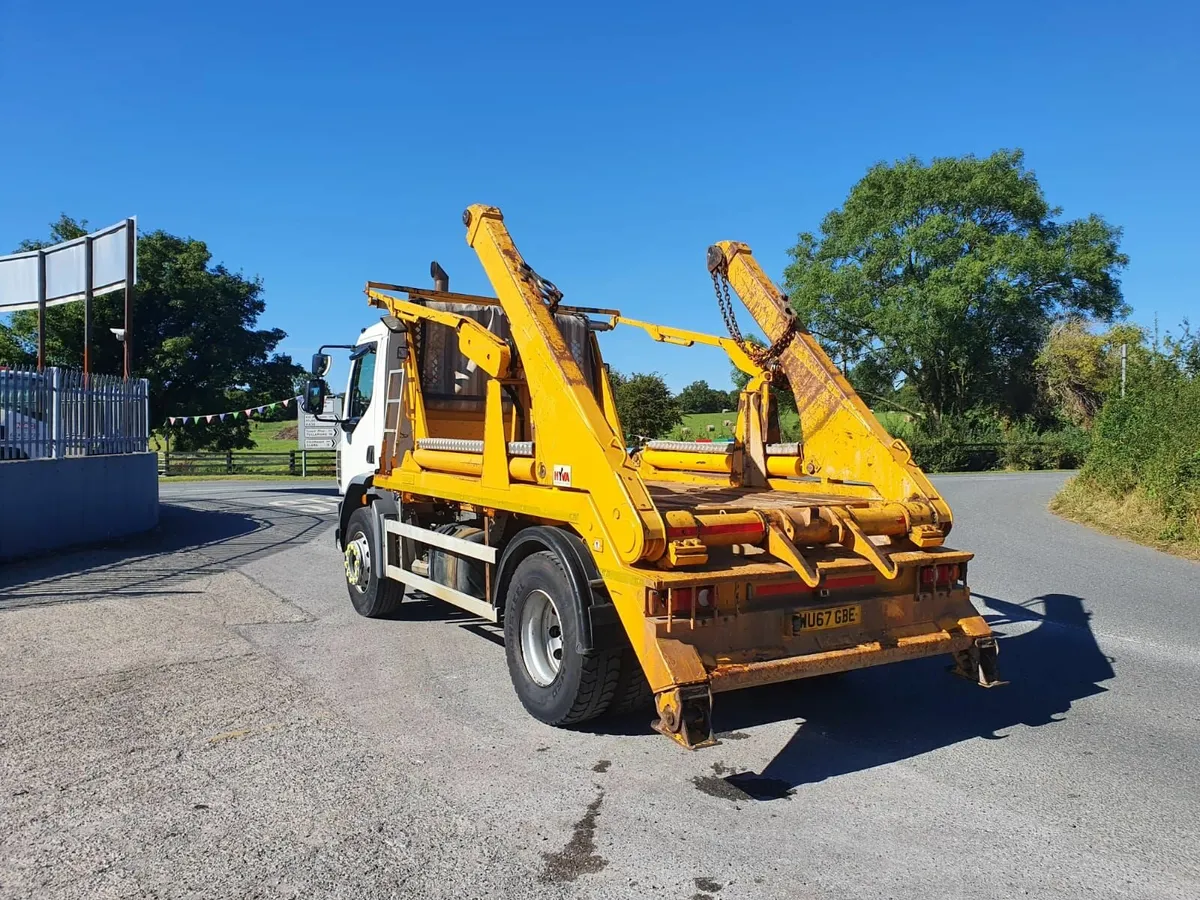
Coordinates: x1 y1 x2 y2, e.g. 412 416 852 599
303 204 1002 749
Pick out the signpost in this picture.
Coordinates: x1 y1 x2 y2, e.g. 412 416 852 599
298 395 341 476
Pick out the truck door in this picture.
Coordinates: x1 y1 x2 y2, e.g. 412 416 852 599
338 338 386 492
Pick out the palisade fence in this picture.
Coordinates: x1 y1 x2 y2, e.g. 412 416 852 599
0 364 149 460
157 449 336 477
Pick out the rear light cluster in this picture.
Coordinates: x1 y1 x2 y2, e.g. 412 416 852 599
920 564 963 587
668 585 716 615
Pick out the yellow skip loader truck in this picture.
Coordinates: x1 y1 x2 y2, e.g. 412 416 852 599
302 205 1002 749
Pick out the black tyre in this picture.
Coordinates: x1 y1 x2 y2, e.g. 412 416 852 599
343 506 405 618
607 647 654 717
503 550 620 726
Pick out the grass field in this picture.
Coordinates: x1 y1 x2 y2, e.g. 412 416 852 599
873 410 916 439
667 412 738 441
667 409 910 443
153 418 299 452
245 419 299 451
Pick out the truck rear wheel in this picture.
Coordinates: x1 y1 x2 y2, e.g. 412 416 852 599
608 647 654 716
503 550 620 726
343 506 405 618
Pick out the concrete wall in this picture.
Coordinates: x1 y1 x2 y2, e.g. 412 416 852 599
0 452 159 562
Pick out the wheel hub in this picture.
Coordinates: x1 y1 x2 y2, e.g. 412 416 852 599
519 589 564 686
344 534 371 591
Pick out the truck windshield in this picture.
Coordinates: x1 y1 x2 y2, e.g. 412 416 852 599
348 345 377 420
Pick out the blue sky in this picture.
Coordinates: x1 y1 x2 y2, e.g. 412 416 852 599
2 0 1197 392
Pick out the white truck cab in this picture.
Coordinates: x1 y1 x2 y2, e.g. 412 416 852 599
336 321 393 495
321 266 459 498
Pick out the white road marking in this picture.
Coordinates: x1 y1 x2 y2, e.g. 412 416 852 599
266 497 339 515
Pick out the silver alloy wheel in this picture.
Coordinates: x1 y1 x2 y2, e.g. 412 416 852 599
344 532 371 593
519 588 564 686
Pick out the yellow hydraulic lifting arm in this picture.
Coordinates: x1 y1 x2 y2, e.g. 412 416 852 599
707 240 955 539
612 316 765 380
463 205 668 564
366 290 513 378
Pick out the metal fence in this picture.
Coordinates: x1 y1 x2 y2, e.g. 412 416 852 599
0 364 149 460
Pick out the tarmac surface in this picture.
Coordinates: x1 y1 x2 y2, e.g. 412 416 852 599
1 472 1197 899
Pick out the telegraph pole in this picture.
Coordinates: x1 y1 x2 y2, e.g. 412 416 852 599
1121 342 1127 398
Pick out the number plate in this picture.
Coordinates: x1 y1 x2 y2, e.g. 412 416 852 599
793 604 861 633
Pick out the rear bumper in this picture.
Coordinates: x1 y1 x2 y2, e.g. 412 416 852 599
707 627 976 693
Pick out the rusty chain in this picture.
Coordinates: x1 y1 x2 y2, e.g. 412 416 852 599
709 256 797 369
520 262 563 314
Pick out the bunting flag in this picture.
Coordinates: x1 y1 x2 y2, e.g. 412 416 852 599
166 395 303 427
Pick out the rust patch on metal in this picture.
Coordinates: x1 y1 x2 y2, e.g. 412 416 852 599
708 629 971 693
646 481 855 512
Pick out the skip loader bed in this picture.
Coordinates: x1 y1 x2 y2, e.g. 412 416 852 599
305 205 1002 750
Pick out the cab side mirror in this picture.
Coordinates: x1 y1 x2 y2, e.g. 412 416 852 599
310 353 332 377
302 378 329 415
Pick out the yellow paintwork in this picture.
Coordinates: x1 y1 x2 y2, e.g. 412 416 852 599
361 206 991 748
709 241 955 535
613 316 764 380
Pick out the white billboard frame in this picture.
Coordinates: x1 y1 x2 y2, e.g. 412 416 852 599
0 217 138 376
0 218 137 312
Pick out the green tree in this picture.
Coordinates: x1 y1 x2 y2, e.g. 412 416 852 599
1 215 86 364
1036 318 1146 427
676 379 730 414
783 150 1128 422
0 327 31 364
1074 328 1200 541
6 215 302 450
611 371 681 442
1164 319 1200 377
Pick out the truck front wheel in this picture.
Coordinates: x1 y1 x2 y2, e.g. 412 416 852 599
343 506 405 618
503 550 620 726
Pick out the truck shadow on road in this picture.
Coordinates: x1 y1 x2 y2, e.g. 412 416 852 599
0 500 333 609
709 592 1115 796
377 596 509 647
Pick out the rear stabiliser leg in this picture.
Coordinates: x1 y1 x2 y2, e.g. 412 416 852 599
653 685 717 750
950 636 1007 688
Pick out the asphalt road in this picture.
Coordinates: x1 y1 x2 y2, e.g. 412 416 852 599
1 473 1197 899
